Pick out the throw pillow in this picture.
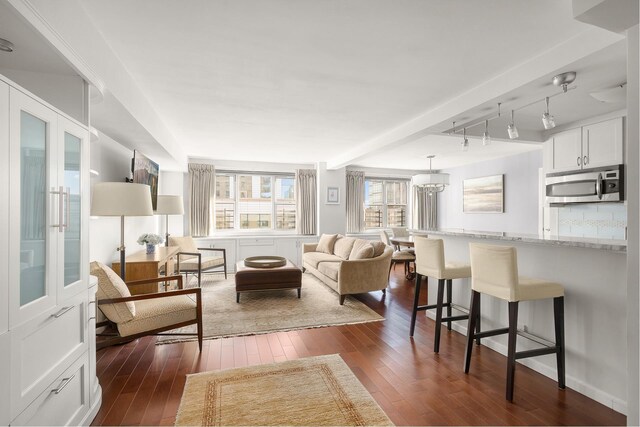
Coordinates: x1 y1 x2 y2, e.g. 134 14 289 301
90 261 136 324
350 239 374 260
371 241 386 257
316 234 338 254
333 236 356 259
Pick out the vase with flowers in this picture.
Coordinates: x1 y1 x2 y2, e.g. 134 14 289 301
137 233 164 254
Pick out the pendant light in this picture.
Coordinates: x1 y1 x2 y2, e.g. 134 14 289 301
482 120 491 146
461 128 469 152
413 155 449 193
542 96 556 130
507 109 519 139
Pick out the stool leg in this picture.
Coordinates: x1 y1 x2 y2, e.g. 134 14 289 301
388 262 393 280
446 279 453 330
434 279 445 353
506 301 519 402
409 273 422 337
463 290 480 373
554 296 566 389
475 295 481 345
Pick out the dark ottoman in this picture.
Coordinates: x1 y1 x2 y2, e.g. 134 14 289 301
235 259 302 303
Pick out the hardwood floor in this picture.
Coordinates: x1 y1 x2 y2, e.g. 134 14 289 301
92 269 626 426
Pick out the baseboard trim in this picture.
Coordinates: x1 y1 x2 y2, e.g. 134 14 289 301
81 385 102 426
424 311 627 415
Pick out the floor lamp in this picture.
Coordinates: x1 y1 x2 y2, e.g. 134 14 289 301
155 195 185 246
91 182 154 279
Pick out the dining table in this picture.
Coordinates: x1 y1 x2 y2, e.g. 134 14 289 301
388 235 419 280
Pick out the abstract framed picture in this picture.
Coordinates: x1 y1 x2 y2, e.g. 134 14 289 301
463 174 504 213
326 186 340 204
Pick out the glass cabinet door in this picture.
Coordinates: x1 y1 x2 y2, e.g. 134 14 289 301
0 81 8 335
58 116 88 299
9 88 59 326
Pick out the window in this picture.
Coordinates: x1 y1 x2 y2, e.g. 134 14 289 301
364 179 408 229
214 173 296 232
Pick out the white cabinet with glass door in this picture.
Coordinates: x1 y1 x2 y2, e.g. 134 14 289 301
0 81 8 336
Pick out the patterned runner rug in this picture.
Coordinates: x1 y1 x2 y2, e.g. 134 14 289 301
157 273 384 344
175 354 394 426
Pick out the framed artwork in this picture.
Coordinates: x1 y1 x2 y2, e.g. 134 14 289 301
463 174 504 213
326 186 340 204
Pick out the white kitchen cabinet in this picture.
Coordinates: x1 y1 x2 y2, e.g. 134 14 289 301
547 128 582 173
582 117 624 169
545 117 624 173
0 73 99 425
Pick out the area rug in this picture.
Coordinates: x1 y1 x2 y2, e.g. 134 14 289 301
156 273 384 344
175 354 394 426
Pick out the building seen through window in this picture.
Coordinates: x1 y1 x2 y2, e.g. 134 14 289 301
364 179 408 228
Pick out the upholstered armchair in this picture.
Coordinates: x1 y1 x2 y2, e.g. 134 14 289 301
169 236 227 287
91 261 203 350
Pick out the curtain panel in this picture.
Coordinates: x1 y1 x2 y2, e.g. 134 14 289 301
188 163 215 237
345 170 365 233
295 169 317 235
412 185 437 230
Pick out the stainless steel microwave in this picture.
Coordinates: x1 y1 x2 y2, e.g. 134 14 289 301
545 165 624 206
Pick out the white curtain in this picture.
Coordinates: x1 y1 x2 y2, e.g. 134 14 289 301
412 185 437 230
188 163 215 237
295 169 317 235
346 170 365 233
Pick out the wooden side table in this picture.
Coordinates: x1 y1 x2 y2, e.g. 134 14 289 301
112 246 181 294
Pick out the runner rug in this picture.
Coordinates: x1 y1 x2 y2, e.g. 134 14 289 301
157 273 384 344
175 354 394 426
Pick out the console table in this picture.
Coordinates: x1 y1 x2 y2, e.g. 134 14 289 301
112 246 181 294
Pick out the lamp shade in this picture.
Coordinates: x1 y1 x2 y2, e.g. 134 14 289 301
413 173 450 187
155 195 184 215
90 182 154 216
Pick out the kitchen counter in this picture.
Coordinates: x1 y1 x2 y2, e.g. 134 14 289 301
411 228 627 253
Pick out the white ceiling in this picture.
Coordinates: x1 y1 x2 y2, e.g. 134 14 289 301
76 0 611 169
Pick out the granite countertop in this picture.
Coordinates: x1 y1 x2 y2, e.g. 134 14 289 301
411 228 627 253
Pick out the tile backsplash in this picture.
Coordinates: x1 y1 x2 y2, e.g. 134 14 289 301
557 203 627 240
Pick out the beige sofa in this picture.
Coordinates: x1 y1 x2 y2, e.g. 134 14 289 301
302 235 393 304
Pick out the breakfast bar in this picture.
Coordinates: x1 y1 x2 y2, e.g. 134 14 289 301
412 228 627 414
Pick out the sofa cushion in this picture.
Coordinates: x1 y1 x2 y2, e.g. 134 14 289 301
333 236 356 260
350 239 374 260
316 234 338 254
371 241 386 257
90 261 136 323
302 252 342 268
318 262 340 281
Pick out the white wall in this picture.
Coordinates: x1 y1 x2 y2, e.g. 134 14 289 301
158 170 184 239
437 150 543 234
89 133 159 265
317 162 346 235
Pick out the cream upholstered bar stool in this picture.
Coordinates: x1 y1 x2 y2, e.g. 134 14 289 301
464 243 566 401
410 237 479 353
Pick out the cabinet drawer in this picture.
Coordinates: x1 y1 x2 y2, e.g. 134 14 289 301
239 238 274 246
10 292 88 418
12 352 89 426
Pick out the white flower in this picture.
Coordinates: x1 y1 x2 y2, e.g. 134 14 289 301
137 233 164 245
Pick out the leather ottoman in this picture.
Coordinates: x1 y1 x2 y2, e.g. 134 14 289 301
235 259 302 303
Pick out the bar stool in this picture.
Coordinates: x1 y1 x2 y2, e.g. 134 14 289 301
464 243 566 402
410 237 480 353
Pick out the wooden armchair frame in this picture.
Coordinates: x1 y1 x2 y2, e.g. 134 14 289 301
96 275 203 351
176 247 227 287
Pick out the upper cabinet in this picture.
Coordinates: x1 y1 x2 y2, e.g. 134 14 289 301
544 117 624 173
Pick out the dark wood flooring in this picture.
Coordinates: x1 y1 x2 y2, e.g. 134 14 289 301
92 269 626 426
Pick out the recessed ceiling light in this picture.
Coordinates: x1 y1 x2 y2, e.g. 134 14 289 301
0 38 14 53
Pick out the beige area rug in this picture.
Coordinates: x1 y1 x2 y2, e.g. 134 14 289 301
157 273 384 344
175 354 394 426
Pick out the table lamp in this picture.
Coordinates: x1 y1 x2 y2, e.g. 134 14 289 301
155 195 184 246
91 182 154 278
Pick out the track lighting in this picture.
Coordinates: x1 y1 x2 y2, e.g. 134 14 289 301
461 128 469 152
482 120 491 146
507 110 519 139
542 97 555 130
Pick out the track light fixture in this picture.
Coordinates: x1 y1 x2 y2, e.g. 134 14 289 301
461 128 469 152
507 110 519 139
482 120 491 146
542 96 556 130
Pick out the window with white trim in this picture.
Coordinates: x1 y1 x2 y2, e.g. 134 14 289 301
214 173 296 232
364 178 408 229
